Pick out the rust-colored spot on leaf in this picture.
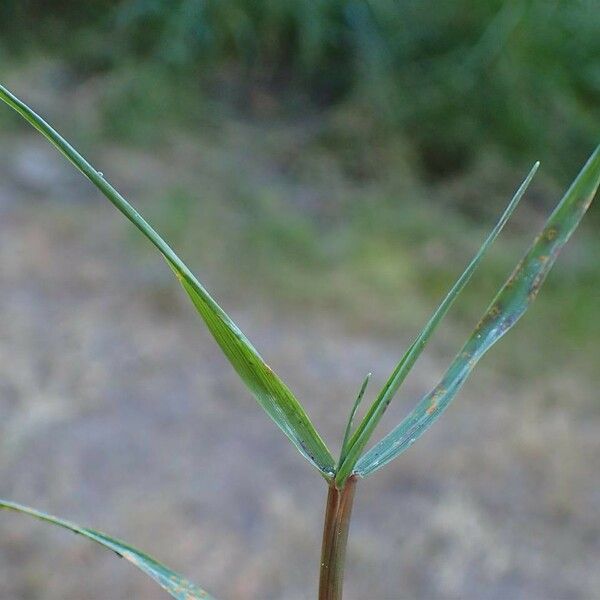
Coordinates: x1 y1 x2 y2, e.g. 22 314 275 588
477 303 502 329
545 227 558 241
527 272 545 301
488 304 501 318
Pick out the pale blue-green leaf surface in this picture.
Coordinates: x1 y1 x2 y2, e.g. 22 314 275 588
335 163 538 484
0 500 215 600
356 144 600 477
0 83 335 478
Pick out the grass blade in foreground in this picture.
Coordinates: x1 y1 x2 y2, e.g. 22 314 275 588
0 84 335 478
335 163 538 485
0 500 215 600
355 144 600 477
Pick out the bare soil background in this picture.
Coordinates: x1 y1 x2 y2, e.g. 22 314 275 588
1 115 599 598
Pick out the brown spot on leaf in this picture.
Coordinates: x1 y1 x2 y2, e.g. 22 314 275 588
477 303 502 330
528 272 545 301
488 304 502 318
505 264 523 289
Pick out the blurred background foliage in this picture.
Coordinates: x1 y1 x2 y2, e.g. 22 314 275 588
0 0 598 374
1 0 599 177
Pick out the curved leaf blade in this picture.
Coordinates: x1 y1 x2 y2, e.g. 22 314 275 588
335 163 538 484
356 144 600 477
175 272 334 476
0 84 335 478
0 500 215 600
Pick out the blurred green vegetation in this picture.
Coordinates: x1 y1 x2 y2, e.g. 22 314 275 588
0 1 598 381
1 0 599 179
117 118 598 382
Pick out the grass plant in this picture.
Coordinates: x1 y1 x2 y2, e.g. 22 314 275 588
0 83 599 599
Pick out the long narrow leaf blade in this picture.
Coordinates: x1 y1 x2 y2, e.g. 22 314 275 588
338 372 371 467
175 272 334 475
335 163 538 484
0 84 335 477
0 500 215 600
355 145 600 477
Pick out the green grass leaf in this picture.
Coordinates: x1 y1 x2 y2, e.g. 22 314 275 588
335 163 539 485
355 144 600 477
0 500 215 600
0 83 335 478
338 372 371 468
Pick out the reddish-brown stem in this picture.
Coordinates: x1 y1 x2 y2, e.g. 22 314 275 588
318 475 357 600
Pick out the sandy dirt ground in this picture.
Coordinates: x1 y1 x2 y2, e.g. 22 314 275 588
1 135 599 599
